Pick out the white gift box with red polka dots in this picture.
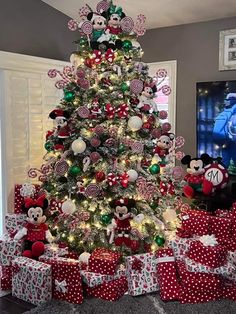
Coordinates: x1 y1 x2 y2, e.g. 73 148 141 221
125 252 159 296
88 248 121 276
12 257 52 305
5 213 27 235
0 234 23 266
39 255 83 304
14 184 40 214
84 276 128 301
187 240 227 268
156 248 180 301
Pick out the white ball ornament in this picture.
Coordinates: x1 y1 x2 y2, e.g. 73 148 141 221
79 252 91 264
128 116 143 131
127 169 138 182
71 138 86 155
163 208 177 223
62 199 76 214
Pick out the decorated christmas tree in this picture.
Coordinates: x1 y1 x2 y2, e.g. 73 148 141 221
29 0 186 256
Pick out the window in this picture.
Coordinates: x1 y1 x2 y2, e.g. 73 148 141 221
148 61 177 133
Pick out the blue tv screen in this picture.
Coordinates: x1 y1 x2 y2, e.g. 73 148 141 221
196 81 236 175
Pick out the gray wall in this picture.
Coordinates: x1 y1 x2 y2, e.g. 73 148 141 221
0 0 77 61
140 17 236 156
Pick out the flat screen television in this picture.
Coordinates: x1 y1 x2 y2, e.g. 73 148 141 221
196 80 236 175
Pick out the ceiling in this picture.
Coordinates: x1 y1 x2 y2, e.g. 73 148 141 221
42 0 236 29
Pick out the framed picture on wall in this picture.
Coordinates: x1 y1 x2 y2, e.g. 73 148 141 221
219 28 236 70
196 81 236 175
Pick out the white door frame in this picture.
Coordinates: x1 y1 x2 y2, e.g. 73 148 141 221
0 51 69 234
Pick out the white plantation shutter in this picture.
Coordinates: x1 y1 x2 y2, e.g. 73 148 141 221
0 51 69 232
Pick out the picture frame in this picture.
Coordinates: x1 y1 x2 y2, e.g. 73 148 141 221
219 28 236 71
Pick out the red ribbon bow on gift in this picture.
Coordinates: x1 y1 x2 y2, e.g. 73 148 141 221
131 257 143 272
24 195 46 208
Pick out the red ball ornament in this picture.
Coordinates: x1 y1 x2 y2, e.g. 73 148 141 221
148 115 156 124
162 122 172 132
142 122 151 130
144 243 152 253
159 110 168 120
95 171 106 183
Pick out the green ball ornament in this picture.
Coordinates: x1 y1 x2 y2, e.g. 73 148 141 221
100 214 112 225
79 37 87 47
64 90 75 102
154 235 165 247
149 164 160 175
120 82 129 93
118 143 126 153
122 40 132 52
68 165 81 177
45 183 54 192
44 141 54 151
150 202 158 210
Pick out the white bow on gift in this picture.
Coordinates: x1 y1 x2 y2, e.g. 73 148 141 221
199 235 218 247
20 183 36 197
55 279 68 293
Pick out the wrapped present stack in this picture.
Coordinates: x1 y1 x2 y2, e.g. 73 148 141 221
166 203 236 303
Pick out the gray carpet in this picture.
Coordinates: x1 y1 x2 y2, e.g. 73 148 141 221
25 294 236 314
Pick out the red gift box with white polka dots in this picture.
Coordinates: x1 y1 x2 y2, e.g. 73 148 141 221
14 184 40 214
0 275 11 291
156 248 180 301
176 261 221 293
180 211 210 237
84 276 128 301
88 248 121 276
222 281 236 300
209 216 232 240
187 240 227 268
39 256 83 304
178 285 222 303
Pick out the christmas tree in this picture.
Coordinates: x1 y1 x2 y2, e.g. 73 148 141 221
31 1 186 256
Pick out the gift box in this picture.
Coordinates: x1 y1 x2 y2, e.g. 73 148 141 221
88 248 121 276
215 209 233 219
39 255 83 304
81 266 126 288
44 244 68 258
125 253 159 296
84 276 128 301
168 237 191 260
187 238 227 268
222 281 236 300
0 275 12 290
12 257 52 305
14 184 40 214
184 257 235 276
177 261 221 293
5 213 27 235
180 211 210 236
0 265 12 278
178 285 222 304
209 216 232 240
0 235 23 266
156 248 179 301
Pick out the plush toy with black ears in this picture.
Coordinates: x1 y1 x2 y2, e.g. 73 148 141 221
49 109 71 150
153 133 175 164
108 198 136 248
137 83 158 113
87 12 107 50
14 195 54 259
181 153 213 198
106 5 125 35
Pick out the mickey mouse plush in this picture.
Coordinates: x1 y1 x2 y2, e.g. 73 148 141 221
181 154 213 198
14 195 54 259
106 5 125 35
109 198 136 248
137 83 158 113
153 133 175 164
87 12 107 50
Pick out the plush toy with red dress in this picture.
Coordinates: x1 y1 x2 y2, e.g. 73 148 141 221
109 198 136 248
14 195 54 259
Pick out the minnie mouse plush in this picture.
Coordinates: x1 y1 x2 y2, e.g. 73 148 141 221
137 83 158 113
106 5 125 35
49 109 71 150
14 195 54 259
181 154 213 198
109 198 136 248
